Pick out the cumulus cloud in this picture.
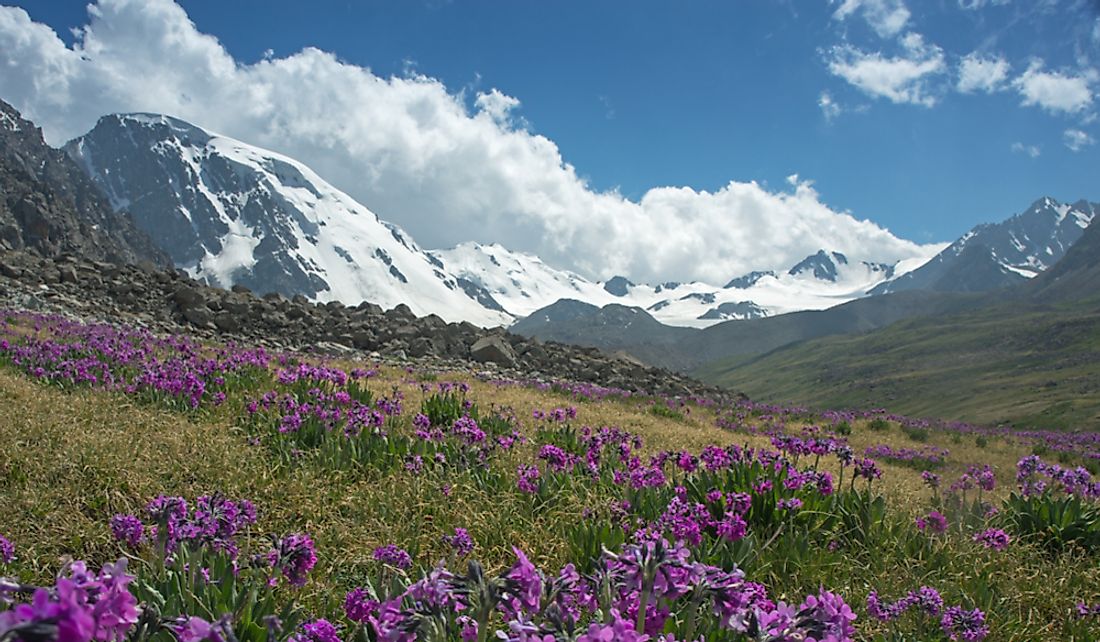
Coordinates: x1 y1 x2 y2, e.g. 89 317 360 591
1011 142 1041 157
831 0 911 38
1012 60 1095 114
1064 128 1095 151
0 0 938 283
826 33 946 106
956 52 1010 93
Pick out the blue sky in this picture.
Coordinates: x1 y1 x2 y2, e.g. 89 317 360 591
0 0 1097 282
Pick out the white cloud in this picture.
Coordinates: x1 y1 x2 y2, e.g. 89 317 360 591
956 52 1010 93
0 0 938 284
818 91 843 121
957 0 1010 9
1012 60 1095 114
473 89 519 124
1064 128 1095 151
1011 142 1041 157
826 33 946 106
831 0 911 38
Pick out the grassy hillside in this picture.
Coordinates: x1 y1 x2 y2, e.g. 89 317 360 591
2 310 1100 640
695 301 1100 429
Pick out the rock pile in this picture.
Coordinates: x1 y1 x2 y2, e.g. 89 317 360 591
0 249 740 401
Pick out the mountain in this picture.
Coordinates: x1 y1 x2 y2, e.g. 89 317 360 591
694 217 1100 429
0 100 166 265
510 299 696 368
871 197 1096 295
508 247 937 365
64 113 510 326
434 242 805 327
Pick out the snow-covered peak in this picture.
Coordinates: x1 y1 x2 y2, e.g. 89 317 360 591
872 196 1096 295
66 113 513 326
436 241 919 329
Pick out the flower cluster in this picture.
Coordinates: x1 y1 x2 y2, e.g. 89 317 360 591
973 528 1011 551
0 559 140 642
114 494 257 558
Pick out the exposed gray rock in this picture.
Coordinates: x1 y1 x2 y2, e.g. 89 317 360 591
470 335 517 367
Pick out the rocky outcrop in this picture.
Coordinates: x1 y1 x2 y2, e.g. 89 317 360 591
0 249 739 401
0 100 168 266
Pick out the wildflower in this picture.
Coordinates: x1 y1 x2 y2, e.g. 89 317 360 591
372 545 412 570
505 548 543 613
916 511 948 534
973 528 1011 551
0 535 13 564
716 514 748 542
800 588 857 640
174 615 234 642
941 606 989 641
344 588 379 623
293 619 342 642
109 515 144 549
444 528 475 557
268 533 317 586
921 471 941 489
777 498 803 512
576 612 650 642
517 464 541 494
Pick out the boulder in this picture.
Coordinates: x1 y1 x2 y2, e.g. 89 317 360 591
470 335 516 367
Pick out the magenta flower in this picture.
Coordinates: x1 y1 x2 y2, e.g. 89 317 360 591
292 619 341 642
173 616 233 642
916 511 948 534
344 588 379 623
443 528 475 557
372 545 412 570
109 515 144 549
517 464 541 494
504 548 542 613
268 533 317 586
0 535 14 564
941 606 989 641
973 528 1011 551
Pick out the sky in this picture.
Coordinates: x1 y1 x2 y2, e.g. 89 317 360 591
0 0 1097 284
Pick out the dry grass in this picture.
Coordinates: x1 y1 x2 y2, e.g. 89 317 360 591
2 359 1099 639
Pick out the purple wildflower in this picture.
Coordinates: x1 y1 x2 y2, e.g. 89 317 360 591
0 535 13 564
973 528 1011 551
268 533 317 587
372 545 412 570
443 528 475 557
344 588 379 623
109 515 144 549
941 606 989 641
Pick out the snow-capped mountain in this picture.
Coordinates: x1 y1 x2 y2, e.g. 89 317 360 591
433 242 922 328
64 114 512 326
871 197 1097 295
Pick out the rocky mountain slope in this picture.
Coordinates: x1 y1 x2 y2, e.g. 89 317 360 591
870 197 1096 295
0 100 166 265
65 113 511 326
0 248 731 400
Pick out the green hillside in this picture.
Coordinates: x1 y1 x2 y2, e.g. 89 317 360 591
694 301 1100 429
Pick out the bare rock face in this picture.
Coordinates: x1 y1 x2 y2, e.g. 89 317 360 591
0 100 168 266
470 335 517 367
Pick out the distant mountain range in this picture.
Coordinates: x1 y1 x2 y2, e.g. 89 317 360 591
511 196 1096 368
694 215 1100 429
